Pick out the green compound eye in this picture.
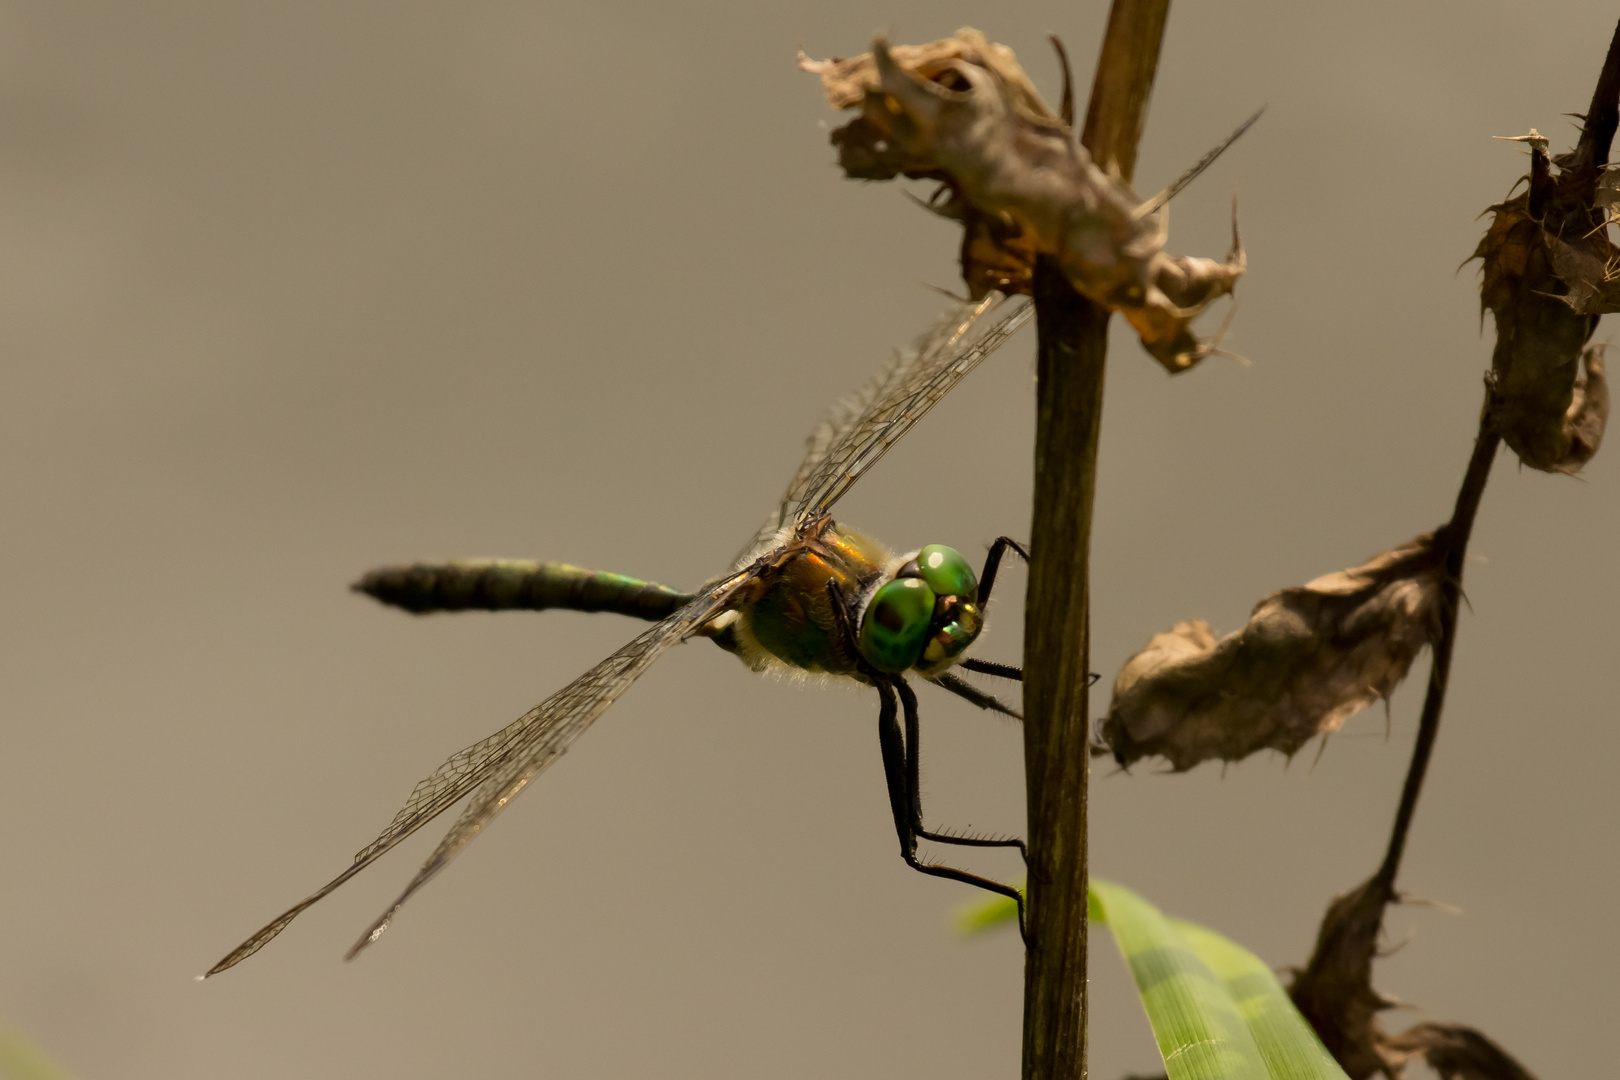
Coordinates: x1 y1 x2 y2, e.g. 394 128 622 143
858 577 937 673
916 544 978 599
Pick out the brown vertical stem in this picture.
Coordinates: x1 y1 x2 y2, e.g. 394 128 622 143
1020 4 1169 1079
1021 267 1107 1080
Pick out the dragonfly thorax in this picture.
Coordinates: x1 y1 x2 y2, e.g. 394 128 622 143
856 544 983 676
728 524 890 676
722 529 983 680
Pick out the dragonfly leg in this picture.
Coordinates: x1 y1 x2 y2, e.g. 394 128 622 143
958 657 1101 689
976 536 1029 607
965 541 1102 686
875 675 1029 944
827 578 1029 937
895 676 1029 863
960 657 1023 682
966 539 1031 682
928 671 1021 719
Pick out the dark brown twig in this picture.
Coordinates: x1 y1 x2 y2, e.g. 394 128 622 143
1564 18 1620 176
1374 412 1499 891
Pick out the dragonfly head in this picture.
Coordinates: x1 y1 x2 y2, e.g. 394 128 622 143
856 545 983 676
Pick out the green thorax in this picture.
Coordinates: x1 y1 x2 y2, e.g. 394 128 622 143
741 525 890 675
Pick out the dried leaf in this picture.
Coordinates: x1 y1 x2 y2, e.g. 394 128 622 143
1593 163 1620 209
801 30 1243 372
1381 1023 1541 1080
1545 233 1620 314
1288 875 1398 1080
1566 344 1608 465
1290 878 1547 1080
1100 534 1444 771
1473 128 1614 472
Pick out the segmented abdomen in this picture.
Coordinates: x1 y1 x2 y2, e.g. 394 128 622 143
354 559 694 621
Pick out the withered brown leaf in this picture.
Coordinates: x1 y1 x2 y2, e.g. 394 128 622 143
800 29 1243 372
1289 875 1398 1080
1099 534 1444 771
1290 876 1546 1080
1382 1023 1542 1080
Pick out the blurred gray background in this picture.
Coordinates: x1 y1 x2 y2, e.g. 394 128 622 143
0 3 1614 1077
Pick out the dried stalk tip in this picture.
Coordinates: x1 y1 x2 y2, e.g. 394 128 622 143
1472 126 1615 473
1100 534 1444 770
1290 875 1543 1080
799 29 1243 372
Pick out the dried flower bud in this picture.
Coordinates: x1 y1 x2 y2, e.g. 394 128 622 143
800 29 1243 372
1473 131 1614 472
1100 534 1445 770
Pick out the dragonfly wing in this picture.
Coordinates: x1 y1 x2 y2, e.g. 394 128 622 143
207 585 743 976
733 295 1015 562
785 293 1033 530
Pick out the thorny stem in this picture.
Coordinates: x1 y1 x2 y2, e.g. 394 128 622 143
1374 15 1620 899
1373 409 1500 892
1020 4 1168 1080
1295 31 1620 1071
1567 18 1620 177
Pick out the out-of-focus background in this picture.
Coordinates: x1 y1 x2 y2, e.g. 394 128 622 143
0 3 1613 1077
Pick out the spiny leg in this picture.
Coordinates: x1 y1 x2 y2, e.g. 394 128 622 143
827 579 1028 939
929 671 1021 719
872 678 912 859
959 658 1101 688
960 657 1023 682
965 538 1031 682
977 536 1029 607
875 674 1028 944
895 676 1028 864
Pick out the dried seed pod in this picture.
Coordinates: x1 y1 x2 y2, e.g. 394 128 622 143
800 29 1243 372
1473 126 1615 472
1100 534 1444 770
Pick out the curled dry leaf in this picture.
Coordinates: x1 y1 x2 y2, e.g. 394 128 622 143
1290 875 1548 1080
1382 1023 1541 1080
1099 534 1444 771
1288 874 1397 1080
800 29 1243 372
1472 117 1615 472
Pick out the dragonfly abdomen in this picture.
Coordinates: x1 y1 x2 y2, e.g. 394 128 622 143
354 559 694 621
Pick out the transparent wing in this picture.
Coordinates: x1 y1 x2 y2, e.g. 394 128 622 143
792 293 1032 527
740 294 1031 554
206 581 747 976
735 293 1010 557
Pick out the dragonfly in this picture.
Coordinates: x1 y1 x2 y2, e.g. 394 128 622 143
205 293 1035 977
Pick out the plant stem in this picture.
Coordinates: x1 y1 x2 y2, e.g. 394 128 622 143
1020 5 1168 1078
1371 18 1617 887
1373 411 1499 892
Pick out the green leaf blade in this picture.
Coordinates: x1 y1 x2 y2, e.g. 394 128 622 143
955 880 1349 1080
1173 919 1345 1080
0 1027 75 1080
1091 879 1269 1080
